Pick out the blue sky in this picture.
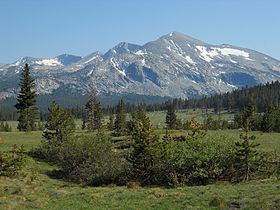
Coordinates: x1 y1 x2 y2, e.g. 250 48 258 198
1 0 279 63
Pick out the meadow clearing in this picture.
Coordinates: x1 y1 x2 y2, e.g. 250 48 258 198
0 109 280 209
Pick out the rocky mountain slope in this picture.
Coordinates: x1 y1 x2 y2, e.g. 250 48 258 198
1 31 280 101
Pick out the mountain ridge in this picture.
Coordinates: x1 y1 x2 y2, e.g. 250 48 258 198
1 31 280 103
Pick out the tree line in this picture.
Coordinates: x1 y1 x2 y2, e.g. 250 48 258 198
2 64 280 134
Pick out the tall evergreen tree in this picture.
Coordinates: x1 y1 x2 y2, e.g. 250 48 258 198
107 115 115 131
94 102 103 131
15 64 38 132
85 88 97 131
113 100 126 136
165 102 177 129
261 103 275 132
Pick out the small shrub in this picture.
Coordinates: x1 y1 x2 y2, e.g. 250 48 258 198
209 196 225 208
127 181 140 189
58 132 128 186
0 122 12 132
148 188 166 198
0 144 26 177
91 193 104 199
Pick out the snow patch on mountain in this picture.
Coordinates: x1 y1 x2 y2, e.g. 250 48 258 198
184 56 196 64
134 50 147 55
196 46 214 62
215 48 249 58
196 46 253 62
35 58 62 66
84 56 99 64
111 58 126 76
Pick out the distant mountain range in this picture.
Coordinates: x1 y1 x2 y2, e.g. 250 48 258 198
1 31 280 106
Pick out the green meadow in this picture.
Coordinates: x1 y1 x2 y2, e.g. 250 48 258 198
1 109 280 209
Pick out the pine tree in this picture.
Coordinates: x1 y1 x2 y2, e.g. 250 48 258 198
94 102 103 131
128 117 161 184
43 101 75 142
234 120 260 181
165 102 177 129
132 108 150 128
85 88 103 131
127 108 150 135
39 101 75 162
85 88 96 131
234 91 258 130
113 100 126 136
15 64 38 132
107 115 115 130
261 103 275 132
243 91 257 121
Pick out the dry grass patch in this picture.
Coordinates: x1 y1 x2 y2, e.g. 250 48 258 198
127 181 140 189
107 183 117 188
27 194 49 208
0 137 4 144
91 193 105 199
147 188 167 198
56 189 70 196
209 196 226 208
168 192 185 197
215 181 230 185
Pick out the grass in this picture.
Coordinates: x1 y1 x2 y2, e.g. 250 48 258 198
147 109 234 129
1 118 280 209
0 154 280 209
0 131 42 152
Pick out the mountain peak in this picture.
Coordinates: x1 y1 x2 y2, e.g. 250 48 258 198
56 54 82 66
103 42 142 60
162 31 207 45
1 31 280 102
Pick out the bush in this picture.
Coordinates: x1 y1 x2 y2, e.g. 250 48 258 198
127 117 277 186
127 117 236 186
0 122 12 132
158 134 236 186
0 144 26 177
58 132 128 186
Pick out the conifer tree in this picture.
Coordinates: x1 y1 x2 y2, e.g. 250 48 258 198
107 115 115 130
131 108 150 128
94 102 103 131
43 101 75 142
85 88 96 131
39 101 75 162
113 100 126 136
15 64 38 132
128 116 161 184
165 102 177 129
234 120 260 181
261 103 275 132
85 88 103 131
127 108 150 135
234 91 258 130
